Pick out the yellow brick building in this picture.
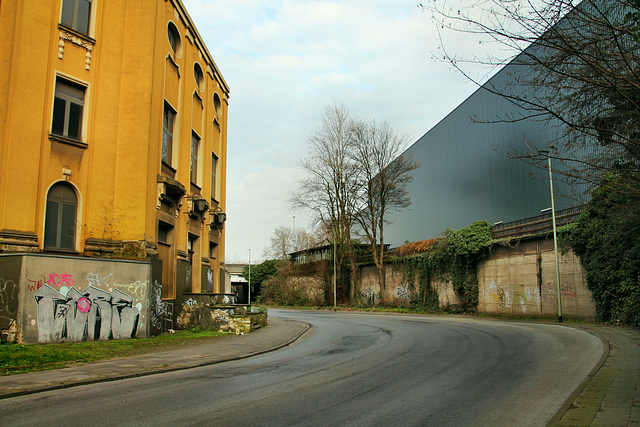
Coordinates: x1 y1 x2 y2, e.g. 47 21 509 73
0 0 229 301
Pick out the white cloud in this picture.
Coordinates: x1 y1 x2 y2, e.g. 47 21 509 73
182 0 485 263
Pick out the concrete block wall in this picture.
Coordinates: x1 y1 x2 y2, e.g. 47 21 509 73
478 238 596 319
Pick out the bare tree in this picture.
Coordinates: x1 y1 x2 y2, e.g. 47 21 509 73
290 102 360 302
263 225 323 260
350 120 418 301
264 225 294 260
421 0 640 198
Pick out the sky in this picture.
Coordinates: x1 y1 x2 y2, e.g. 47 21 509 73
181 0 491 264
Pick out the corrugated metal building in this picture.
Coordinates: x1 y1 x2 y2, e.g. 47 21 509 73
385 63 581 246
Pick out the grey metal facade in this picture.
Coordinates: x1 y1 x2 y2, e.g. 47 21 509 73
385 65 581 247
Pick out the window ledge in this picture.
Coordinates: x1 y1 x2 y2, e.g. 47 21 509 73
161 161 177 173
49 134 88 149
58 24 96 44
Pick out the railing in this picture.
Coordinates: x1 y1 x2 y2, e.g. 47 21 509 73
491 205 585 240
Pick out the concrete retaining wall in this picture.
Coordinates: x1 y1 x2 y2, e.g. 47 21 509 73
0 254 157 343
356 264 459 307
299 236 596 320
478 239 596 319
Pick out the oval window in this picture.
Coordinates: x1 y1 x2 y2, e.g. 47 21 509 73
213 92 222 117
167 22 181 58
194 63 205 92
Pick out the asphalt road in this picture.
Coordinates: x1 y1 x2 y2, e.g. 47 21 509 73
0 309 603 426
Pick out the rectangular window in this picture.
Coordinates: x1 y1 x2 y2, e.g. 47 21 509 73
52 78 85 141
158 221 173 245
190 132 200 184
61 0 92 36
211 153 218 200
162 103 175 165
209 242 217 259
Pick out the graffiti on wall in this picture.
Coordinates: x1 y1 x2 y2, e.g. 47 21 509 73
149 280 173 331
497 288 512 311
484 279 581 314
561 284 577 297
27 273 75 291
0 279 18 324
30 271 149 343
33 284 140 343
396 285 410 300
362 288 378 306
207 269 213 292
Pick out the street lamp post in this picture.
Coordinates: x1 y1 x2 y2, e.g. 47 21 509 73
246 248 251 305
540 150 563 323
331 221 337 311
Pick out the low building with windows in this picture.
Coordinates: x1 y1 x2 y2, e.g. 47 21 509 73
0 0 229 340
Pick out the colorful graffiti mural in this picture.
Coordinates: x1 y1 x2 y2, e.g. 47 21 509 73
33 285 140 342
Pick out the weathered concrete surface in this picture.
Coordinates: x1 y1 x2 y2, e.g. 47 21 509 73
478 239 596 319
0 254 154 343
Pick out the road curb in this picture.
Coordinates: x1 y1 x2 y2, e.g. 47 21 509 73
0 319 311 400
546 325 611 426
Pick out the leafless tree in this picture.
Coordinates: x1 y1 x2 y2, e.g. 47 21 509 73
421 0 640 198
264 225 294 260
290 102 360 301
350 120 418 301
263 225 323 260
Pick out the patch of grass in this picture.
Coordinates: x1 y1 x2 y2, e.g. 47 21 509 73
0 329 229 376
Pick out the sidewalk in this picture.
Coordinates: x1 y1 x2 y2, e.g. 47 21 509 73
0 317 637 426
0 317 310 399
548 323 640 426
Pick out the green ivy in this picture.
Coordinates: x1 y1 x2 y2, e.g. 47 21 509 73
563 172 640 326
395 220 493 312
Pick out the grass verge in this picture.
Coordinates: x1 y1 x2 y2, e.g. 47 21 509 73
0 329 230 376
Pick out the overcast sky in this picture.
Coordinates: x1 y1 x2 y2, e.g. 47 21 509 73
181 0 490 263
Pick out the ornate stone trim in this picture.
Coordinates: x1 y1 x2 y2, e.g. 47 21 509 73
157 175 186 215
84 238 124 254
58 27 95 70
0 229 39 253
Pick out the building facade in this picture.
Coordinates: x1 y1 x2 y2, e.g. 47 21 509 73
0 0 229 306
384 56 581 247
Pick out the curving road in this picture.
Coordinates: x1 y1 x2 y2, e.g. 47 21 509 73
0 309 603 426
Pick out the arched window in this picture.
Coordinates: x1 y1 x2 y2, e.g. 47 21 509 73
213 92 222 118
44 182 78 250
167 22 181 57
194 63 204 92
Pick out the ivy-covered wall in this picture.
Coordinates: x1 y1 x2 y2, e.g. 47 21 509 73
357 264 459 308
353 236 596 319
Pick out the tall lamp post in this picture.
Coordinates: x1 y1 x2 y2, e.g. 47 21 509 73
331 221 337 311
246 248 251 305
540 150 563 323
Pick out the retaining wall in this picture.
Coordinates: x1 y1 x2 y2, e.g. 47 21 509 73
307 236 596 319
0 254 159 343
478 239 596 319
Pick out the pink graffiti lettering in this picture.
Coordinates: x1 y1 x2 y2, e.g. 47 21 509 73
47 273 74 288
